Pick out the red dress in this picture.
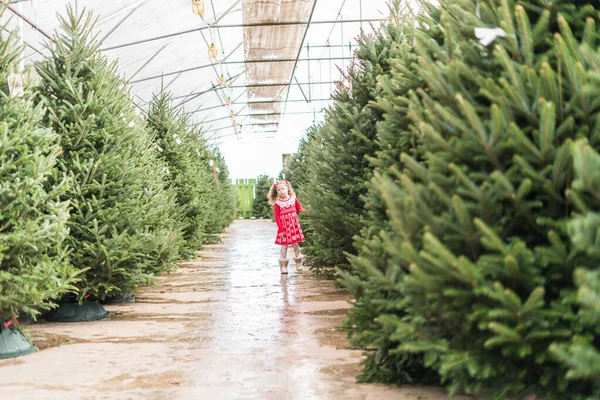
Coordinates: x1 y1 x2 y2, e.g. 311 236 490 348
274 195 305 245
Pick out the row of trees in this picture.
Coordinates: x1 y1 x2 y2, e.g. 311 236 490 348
252 174 274 219
285 0 599 398
0 7 235 326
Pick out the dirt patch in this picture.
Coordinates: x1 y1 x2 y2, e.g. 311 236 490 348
314 326 351 348
28 331 83 350
307 308 350 317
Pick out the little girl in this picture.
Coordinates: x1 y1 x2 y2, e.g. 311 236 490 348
268 180 305 274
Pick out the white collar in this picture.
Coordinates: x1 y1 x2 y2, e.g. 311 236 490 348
276 195 295 206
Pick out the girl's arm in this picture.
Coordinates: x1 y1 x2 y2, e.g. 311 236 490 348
295 198 304 213
274 204 284 232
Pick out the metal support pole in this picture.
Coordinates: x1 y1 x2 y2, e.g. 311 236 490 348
4 1 53 41
307 43 311 101
127 43 168 82
17 1 23 71
186 88 248 115
208 0 226 69
130 56 352 84
328 44 332 94
341 14 344 75
203 110 322 124
188 97 331 115
164 72 183 91
198 29 239 135
102 18 386 51
282 0 318 116
172 81 337 102
360 0 363 30
294 76 309 103
174 71 244 106
99 4 141 44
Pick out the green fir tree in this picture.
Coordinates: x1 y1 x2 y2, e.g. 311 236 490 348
146 91 235 254
343 0 599 397
292 26 398 276
194 140 236 240
282 124 315 192
0 13 78 322
211 149 236 232
340 0 442 385
252 174 273 218
550 139 600 389
35 7 181 299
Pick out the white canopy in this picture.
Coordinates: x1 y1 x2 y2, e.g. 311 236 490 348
2 0 390 175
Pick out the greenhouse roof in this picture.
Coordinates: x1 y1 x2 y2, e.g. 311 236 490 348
2 0 391 176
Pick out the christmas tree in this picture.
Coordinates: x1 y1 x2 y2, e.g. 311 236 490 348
129 116 184 277
252 174 273 218
282 124 316 192
344 0 599 397
290 24 399 275
550 139 600 388
340 1 442 384
207 149 236 234
195 144 236 238
0 12 78 325
35 7 180 300
146 91 235 255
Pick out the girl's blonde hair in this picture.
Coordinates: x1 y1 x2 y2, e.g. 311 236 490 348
268 180 296 205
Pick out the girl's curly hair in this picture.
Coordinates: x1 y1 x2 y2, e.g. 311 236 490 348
268 180 296 205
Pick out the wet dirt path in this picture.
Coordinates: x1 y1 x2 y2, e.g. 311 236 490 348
0 220 464 400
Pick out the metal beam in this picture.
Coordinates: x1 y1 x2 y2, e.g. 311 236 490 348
4 1 53 41
172 43 244 107
164 72 183 91
294 76 309 103
197 28 240 137
212 130 278 141
202 111 321 124
202 125 232 134
127 43 169 82
208 0 227 66
224 80 335 88
2 26 43 56
245 122 280 126
248 98 331 105
187 92 245 115
188 97 332 114
282 0 318 114
130 57 352 84
171 81 337 101
201 120 279 134
175 70 244 108
101 18 387 51
101 0 241 51
99 3 141 44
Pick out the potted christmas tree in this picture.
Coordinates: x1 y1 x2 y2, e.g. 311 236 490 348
35 7 180 320
0 9 78 356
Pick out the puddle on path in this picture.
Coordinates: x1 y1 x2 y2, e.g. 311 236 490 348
0 220 466 400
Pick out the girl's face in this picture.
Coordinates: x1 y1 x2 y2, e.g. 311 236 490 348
276 183 289 198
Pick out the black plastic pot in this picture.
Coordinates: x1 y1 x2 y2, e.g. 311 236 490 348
45 294 109 322
0 324 36 359
101 293 135 305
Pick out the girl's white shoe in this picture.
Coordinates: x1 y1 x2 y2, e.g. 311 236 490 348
279 259 289 274
293 256 303 271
